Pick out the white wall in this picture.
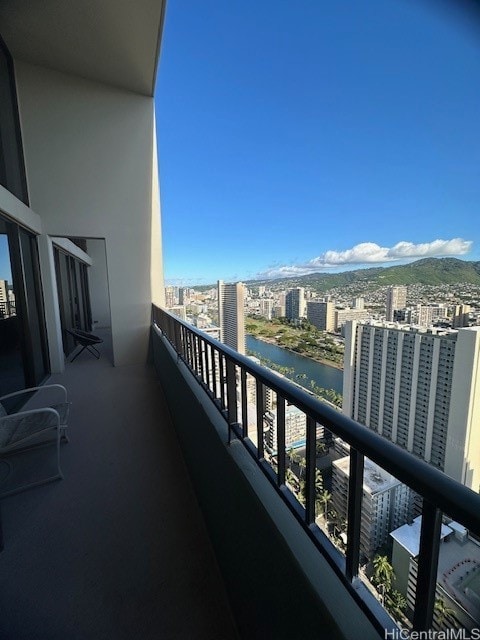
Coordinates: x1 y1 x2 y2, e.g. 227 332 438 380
15 62 164 366
447 328 480 491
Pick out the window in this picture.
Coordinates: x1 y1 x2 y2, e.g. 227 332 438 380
0 36 28 204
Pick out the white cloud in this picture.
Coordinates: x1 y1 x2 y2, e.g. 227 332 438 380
258 238 472 279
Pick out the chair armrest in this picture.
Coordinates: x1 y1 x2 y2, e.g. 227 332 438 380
0 384 68 405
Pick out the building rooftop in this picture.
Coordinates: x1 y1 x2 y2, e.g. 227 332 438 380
391 516 480 622
333 456 401 495
390 516 452 558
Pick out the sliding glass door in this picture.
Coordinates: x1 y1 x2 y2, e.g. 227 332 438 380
0 214 49 397
54 247 92 356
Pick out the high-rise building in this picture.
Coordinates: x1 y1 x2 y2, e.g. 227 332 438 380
385 286 407 322
452 304 471 329
285 288 305 321
332 456 413 558
343 321 480 490
307 300 335 332
0 279 11 318
165 286 176 308
416 305 434 327
259 299 274 320
217 280 245 354
352 297 365 310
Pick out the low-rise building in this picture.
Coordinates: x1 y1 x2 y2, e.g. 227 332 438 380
391 516 480 631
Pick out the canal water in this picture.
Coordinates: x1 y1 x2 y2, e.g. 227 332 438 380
246 335 343 394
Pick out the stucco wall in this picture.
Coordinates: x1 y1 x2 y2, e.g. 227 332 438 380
14 61 164 365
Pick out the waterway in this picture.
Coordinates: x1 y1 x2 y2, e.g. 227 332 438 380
246 335 343 394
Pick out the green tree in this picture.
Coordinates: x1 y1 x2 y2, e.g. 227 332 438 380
299 457 306 479
385 590 407 618
434 598 456 628
319 489 332 521
372 555 395 598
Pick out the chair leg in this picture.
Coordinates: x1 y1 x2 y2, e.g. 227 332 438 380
70 345 87 362
86 345 101 359
0 428 63 498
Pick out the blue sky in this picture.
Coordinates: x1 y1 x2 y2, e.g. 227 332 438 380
155 0 480 285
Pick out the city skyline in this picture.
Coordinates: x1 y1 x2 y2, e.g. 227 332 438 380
156 0 480 284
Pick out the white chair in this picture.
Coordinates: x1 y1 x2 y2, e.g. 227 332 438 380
0 385 70 497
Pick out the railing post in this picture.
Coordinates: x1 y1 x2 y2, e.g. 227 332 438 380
198 337 205 383
276 395 286 486
345 448 364 582
241 368 248 439
305 415 316 524
211 347 218 399
226 358 237 444
412 500 442 631
256 379 264 459
219 353 226 410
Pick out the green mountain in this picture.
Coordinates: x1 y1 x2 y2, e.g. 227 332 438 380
246 258 480 292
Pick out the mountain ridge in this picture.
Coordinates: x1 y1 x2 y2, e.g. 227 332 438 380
246 258 480 292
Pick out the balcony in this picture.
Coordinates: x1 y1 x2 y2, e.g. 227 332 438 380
1 310 480 639
152 307 480 637
0 336 238 639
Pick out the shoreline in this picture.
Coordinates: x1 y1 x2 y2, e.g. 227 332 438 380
247 334 344 372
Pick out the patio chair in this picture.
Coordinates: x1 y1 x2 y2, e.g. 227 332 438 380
0 384 70 443
0 406 63 497
67 328 103 362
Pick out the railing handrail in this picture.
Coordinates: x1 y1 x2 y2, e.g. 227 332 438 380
153 304 480 536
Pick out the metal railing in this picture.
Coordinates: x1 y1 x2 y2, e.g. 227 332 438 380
153 305 480 635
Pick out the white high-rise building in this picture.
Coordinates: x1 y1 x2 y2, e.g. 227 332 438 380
259 299 274 320
332 456 413 558
386 286 407 322
0 279 11 318
452 304 471 329
343 321 480 490
217 280 245 354
285 288 306 321
416 305 434 327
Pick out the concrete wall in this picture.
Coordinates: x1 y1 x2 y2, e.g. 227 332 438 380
14 61 164 366
152 327 380 640
85 239 111 330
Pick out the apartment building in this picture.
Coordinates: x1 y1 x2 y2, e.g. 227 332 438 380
386 286 407 322
285 287 306 321
335 307 370 331
217 280 246 354
332 456 413 559
391 517 480 631
307 300 335 332
343 321 480 490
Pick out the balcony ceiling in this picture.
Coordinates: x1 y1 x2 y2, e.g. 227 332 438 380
0 0 166 96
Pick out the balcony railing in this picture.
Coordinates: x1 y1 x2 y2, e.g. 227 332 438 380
153 305 480 635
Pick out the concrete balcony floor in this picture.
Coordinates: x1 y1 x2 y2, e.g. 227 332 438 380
0 341 238 639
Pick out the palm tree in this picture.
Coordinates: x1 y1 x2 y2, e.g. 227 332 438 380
372 555 395 598
285 468 297 489
299 457 306 479
434 598 456 629
319 489 331 521
385 590 407 618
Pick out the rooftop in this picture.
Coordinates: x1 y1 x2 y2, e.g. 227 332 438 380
333 456 401 495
